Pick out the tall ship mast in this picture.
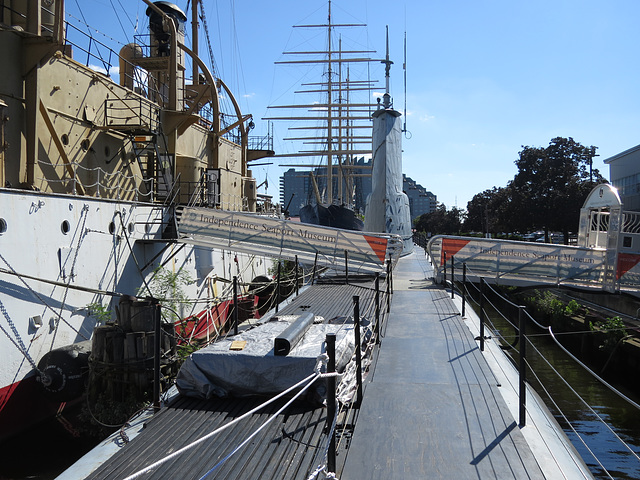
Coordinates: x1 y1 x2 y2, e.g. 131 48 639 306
265 0 381 230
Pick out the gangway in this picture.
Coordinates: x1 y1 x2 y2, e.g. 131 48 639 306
427 184 640 294
175 206 402 272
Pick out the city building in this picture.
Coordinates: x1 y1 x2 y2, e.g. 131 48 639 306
403 174 438 221
604 144 640 211
280 162 437 221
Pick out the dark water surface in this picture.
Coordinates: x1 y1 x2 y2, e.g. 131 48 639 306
0 407 108 480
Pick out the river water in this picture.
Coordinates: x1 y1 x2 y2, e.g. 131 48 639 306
0 406 108 480
485 304 640 480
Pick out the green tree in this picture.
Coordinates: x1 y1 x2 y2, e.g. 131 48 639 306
464 187 510 235
414 204 465 236
508 137 605 242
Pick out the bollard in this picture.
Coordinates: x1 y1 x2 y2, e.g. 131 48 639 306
479 278 486 352
519 306 527 427
326 333 337 474
233 276 239 336
153 301 161 412
353 296 363 407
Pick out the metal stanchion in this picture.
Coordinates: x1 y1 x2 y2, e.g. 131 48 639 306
311 251 318 286
451 255 455 300
295 255 299 296
275 261 281 314
344 250 349 284
374 273 381 344
233 276 239 335
353 296 363 407
153 301 161 412
479 278 486 352
461 263 466 317
443 252 447 287
326 333 337 474
519 306 527 427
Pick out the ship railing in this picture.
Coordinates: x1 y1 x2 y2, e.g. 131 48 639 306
63 19 119 78
36 159 155 202
104 97 161 132
226 132 274 151
437 251 640 478
181 179 248 211
247 134 274 151
61 22 163 104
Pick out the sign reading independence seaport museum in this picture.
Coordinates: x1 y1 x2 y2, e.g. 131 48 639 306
178 207 401 269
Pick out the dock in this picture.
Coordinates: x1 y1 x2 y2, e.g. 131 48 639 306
59 249 592 479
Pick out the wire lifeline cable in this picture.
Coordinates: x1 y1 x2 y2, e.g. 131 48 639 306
453 274 593 479
466 277 638 473
120 368 328 480
523 341 614 479
197 371 341 480
545 325 640 412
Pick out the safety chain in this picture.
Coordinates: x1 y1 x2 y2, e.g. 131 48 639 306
0 297 40 372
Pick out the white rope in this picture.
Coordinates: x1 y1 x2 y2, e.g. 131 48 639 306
122 360 327 480
197 370 325 479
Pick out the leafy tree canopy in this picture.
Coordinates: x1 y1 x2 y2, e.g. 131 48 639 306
464 137 605 242
414 204 466 236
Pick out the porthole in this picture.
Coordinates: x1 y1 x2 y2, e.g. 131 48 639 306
61 220 70 235
128 223 134 234
109 221 116 234
81 138 90 151
61 134 69 146
0 218 6 234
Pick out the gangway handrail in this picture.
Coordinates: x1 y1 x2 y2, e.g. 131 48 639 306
438 249 640 478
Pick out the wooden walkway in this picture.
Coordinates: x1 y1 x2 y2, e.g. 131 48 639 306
341 251 547 479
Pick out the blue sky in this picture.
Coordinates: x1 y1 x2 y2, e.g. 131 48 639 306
67 0 640 210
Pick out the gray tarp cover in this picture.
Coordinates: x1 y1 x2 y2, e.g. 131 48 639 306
176 320 356 399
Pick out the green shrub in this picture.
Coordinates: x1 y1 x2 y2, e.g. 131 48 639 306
564 299 581 317
589 316 626 353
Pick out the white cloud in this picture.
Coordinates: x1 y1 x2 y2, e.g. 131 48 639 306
89 64 119 77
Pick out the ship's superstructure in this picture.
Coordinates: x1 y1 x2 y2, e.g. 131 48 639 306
0 0 273 439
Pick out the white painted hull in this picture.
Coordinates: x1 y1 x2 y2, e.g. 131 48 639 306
0 188 270 439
